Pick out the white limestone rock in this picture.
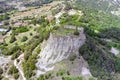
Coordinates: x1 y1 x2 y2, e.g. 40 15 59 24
36 27 86 77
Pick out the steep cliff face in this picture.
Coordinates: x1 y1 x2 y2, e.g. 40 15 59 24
36 27 86 77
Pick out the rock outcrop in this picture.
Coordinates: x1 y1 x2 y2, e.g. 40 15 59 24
36 27 86 77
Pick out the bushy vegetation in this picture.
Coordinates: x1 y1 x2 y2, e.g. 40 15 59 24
11 50 21 60
37 75 45 80
0 67 3 80
60 13 80 26
9 34 16 43
2 45 21 55
12 27 29 34
89 78 95 80
8 65 18 74
0 13 10 21
56 69 66 76
98 27 120 50
30 16 49 26
79 35 115 79
59 2 120 79
22 53 37 79
8 65 19 79
0 75 3 80
2 78 9 80
13 73 19 79
0 67 3 74
74 31 79 35
23 37 49 79
21 36 28 42
62 77 83 80
78 24 120 80
22 21 53 79
69 55 76 61
37 73 52 80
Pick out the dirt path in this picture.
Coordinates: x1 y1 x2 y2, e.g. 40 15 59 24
14 54 26 80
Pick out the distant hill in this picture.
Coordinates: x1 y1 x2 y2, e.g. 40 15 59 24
0 0 53 13
75 0 120 12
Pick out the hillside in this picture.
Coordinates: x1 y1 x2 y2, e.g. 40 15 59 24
0 0 120 80
0 0 52 13
75 0 120 11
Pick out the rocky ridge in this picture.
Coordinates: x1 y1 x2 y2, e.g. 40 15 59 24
36 26 86 77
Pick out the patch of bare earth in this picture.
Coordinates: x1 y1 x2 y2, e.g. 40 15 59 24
0 35 3 42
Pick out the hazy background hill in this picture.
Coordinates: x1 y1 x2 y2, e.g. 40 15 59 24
0 0 52 13
1 0 120 13
75 0 120 12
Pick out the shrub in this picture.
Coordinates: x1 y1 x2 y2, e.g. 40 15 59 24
8 65 18 75
56 69 66 76
36 46 41 54
67 71 70 75
0 67 3 74
2 78 9 80
69 55 76 61
0 74 3 80
2 45 21 55
9 35 16 43
74 30 79 35
11 51 21 60
89 78 95 80
17 59 20 63
22 54 37 78
62 77 83 80
13 73 19 79
30 33 33 36
24 52 31 61
0 13 10 21
21 36 28 42
79 36 120 79
45 73 51 79
37 75 45 80
13 27 29 34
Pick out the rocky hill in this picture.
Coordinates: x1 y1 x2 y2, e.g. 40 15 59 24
0 0 120 80
36 26 86 77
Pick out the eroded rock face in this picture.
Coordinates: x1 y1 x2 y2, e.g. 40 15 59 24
0 56 11 67
36 27 86 77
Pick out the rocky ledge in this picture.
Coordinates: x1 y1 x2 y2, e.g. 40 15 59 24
36 26 86 77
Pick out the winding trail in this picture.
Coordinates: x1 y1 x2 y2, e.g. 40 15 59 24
55 4 65 24
14 54 26 80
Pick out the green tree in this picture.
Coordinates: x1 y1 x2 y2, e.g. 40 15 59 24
9 35 16 43
21 36 28 42
14 73 19 79
8 65 18 75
